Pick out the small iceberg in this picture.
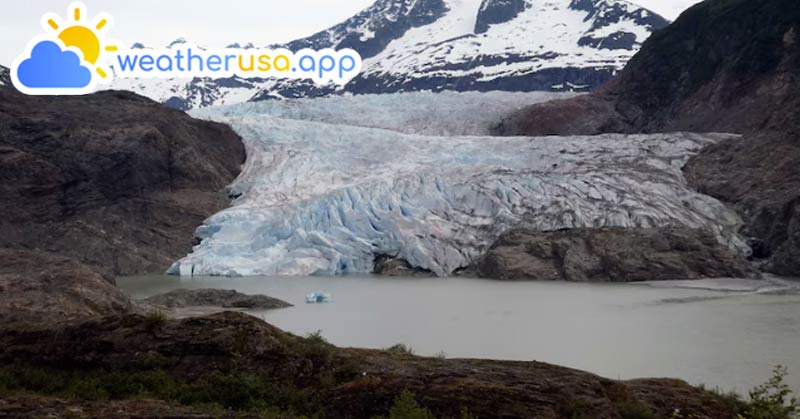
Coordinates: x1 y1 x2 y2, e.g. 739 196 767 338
306 292 333 303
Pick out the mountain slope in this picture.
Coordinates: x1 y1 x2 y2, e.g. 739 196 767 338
0 311 741 419
497 0 800 135
0 88 245 322
0 65 10 88
496 0 800 275
112 0 667 109
320 0 667 96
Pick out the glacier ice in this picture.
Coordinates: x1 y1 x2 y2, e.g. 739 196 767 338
168 91 747 277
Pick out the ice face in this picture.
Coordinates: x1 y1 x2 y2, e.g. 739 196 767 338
169 91 747 277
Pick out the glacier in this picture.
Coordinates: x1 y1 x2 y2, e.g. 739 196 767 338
168 91 748 277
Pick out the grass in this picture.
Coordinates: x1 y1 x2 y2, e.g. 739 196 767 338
1 348 798 419
0 366 315 418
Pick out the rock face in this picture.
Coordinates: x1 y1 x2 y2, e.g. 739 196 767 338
0 89 245 275
473 227 754 281
683 132 800 276
373 254 435 277
0 311 741 419
494 0 800 276
0 88 245 322
142 288 292 310
0 249 132 324
474 0 528 34
496 0 800 135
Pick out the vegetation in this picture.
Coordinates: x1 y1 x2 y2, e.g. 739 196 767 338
373 390 475 419
1 361 798 419
142 310 168 330
0 366 315 418
385 343 415 355
385 390 436 419
614 400 658 419
738 366 800 419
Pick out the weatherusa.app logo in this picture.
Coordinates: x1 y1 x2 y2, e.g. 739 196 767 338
11 2 362 96
11 2 117 95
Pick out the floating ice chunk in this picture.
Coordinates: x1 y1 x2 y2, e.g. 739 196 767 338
306 292 333 303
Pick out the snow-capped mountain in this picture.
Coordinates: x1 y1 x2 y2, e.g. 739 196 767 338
112 0 668 109
0 65 9 88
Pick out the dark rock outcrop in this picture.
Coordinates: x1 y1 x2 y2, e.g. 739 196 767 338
373 254 435 277
572 0 669 52
497 0 800 135
0 249 132 324
473 227 754 281
683 132 800 275
0 311 741 419
0 89 245 275
494 0 800 276
284 0 449 60
474 0 528 34
0 88 245 322
142 288 292 310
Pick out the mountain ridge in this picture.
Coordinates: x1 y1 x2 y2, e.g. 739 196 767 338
495 0 800 276
111 0 668 109
0 87 245 322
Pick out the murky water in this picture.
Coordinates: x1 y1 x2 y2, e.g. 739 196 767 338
118 275 800 393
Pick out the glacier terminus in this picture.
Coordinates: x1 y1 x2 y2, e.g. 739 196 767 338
168 91 748 277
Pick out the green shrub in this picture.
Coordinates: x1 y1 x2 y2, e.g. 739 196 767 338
305 330 327 344
739 366 800 419
615 400 658 419
388 390 436 419
143 311 168 330
0 366 314 417
385 344 415 356
564 399 590 419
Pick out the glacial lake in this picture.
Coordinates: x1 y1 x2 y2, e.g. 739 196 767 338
118 275 800 393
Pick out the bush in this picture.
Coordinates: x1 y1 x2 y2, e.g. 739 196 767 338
739 366 800 419
0 366 314 417
388 390 436 419
615 400 658 419
143 311 168 330
385 344 415 355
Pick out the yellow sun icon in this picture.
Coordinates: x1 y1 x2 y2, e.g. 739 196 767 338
41 2 117 80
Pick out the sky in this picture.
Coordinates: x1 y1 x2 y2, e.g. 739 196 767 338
632 0 703 21
0 0 702 67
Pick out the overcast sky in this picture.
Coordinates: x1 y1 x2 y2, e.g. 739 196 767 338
0 0 702 67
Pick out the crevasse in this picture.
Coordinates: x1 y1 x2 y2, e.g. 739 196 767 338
168 91 747 277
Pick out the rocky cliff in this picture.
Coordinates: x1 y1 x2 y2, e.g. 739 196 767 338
496 0 800 135
473 226 754 281
0 87 245 322
494 0 800 275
